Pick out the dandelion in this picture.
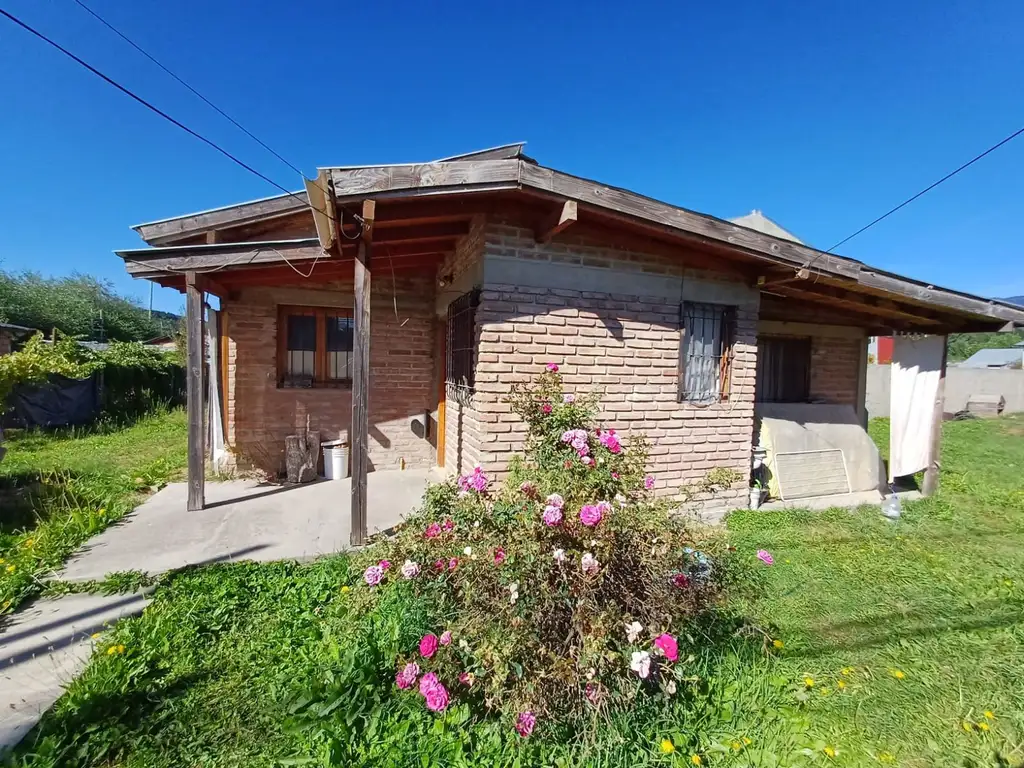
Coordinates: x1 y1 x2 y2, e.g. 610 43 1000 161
837 679 847 690
659 738 675 754
962 720 974 732
106 644 125 656
823 745 837 758
23 538 34 548
756 549 774 565
731 741 742 752
804 677 815 688
742 737 751 746
626 621 643 643
581 552 600 574
5 565 14 574
690 755 702 766
340 585 351 594
90 632 101 639
419 634 439 658
877 752 896 764
772 639 784 649
889 668 905 679
841 666 854 676
516 710 536 737
401 560 420 579
978 722 990 732
984 710 995 720
630 650 651 679
363 564 384 586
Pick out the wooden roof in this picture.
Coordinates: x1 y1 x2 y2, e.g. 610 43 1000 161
119 148 1024 334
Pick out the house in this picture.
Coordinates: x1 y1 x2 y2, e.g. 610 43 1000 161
957 347 1024 369
116 144 1024 533
0 322 35 356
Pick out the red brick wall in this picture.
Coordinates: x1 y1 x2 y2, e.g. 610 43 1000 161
222 276 436 475
472 223 759 511
810 336 862 405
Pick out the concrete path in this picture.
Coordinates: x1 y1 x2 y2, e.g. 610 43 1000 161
0 592 149 750
60 469 433 582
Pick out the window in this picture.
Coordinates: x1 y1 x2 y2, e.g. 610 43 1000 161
446 289 479 392
277 305 353 388
678 302 736 403
756 336 811 403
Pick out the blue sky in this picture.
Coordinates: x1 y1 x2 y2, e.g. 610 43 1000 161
2 0 1023 314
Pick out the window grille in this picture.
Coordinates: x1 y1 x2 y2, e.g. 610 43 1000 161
679 302 736 403
278 305 353 388
446 289 479 394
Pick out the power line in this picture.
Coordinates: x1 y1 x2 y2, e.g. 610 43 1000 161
70 0 308 182
0 6 337 223
805 123 1024 270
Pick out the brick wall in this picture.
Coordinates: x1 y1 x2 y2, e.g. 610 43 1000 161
222 276 436 475
472 222 759 511
438 216 486 476
810 335 862 405
0 330 12 357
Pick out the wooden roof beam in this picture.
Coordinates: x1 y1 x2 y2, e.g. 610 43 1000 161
535 200 578 243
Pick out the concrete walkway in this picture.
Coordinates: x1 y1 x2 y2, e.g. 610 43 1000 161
60 469 434 582
0 592 150 749
1 468 434 752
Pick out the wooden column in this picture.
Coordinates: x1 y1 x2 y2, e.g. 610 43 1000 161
185 271 205 511
922 335 948 497
350 200 374 546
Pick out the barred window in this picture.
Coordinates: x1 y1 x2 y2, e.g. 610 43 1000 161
679 302 736 403
277 305 353 388
756 336 811 403
446 289 479 392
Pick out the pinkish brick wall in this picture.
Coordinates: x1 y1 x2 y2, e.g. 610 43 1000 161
810 336 862 405
437 216 486 476
472 223 759 512
222 277 436 475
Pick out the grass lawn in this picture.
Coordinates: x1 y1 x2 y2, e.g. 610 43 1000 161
8 415 1024 767
0 409 187 614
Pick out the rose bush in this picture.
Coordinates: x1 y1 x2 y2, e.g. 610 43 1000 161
347 366 739 738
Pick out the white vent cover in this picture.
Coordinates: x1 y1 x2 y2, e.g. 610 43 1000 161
774 448 851 501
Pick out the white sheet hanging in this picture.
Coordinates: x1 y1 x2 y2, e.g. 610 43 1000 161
889 335 944 480
206 309 228 472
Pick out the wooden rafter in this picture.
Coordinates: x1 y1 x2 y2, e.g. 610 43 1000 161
535 200 578 243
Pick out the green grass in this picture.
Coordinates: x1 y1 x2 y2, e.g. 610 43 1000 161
7 415 1024 767
0 409 187 614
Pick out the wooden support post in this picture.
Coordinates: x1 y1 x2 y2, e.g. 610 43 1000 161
185 271 206 511
350 200 375 546
922 335 948 497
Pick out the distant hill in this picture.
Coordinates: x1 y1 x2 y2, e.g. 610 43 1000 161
1001 295 1024 307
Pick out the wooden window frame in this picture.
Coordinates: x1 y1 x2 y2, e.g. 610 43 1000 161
678 302 737 403
276 304 353 389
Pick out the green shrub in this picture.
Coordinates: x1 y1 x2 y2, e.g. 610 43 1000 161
341 366 739 743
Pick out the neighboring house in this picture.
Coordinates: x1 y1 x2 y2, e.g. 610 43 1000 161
0 322 35 356
116 144 1024 515
957 348 1024 369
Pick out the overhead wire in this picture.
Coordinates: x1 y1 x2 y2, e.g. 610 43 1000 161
0 6 355 232
802 123 1024 272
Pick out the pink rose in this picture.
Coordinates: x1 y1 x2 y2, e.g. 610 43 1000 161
672 573 690 589
579 504 603 527
581 455 594 466
424 523 441 539
434 559 446 571
542 505 563 526
419 672 439 695
519 481 537 498
424 683 449 712
611 472 620 480
379 559 391 570
516 710 537 737
756 549 774 565
395 662 420 689
494 547 507 565
546 363 559 372
363 565 384 586
563 393 575 403
654 633 679 662
459 671 474 687
442 518 455 531
448 557 459 571
599 430 622 454
440 630 452 646
643 474 655 490
419 634 439 658
545 493 564 509
541 402 553 415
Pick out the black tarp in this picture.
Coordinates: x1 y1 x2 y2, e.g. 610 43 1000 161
4 374 100 428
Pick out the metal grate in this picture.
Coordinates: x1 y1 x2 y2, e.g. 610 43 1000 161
774 448 851 500
283 313 316 387
446 289 480 395
326 314 354 382
679 302 735 403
